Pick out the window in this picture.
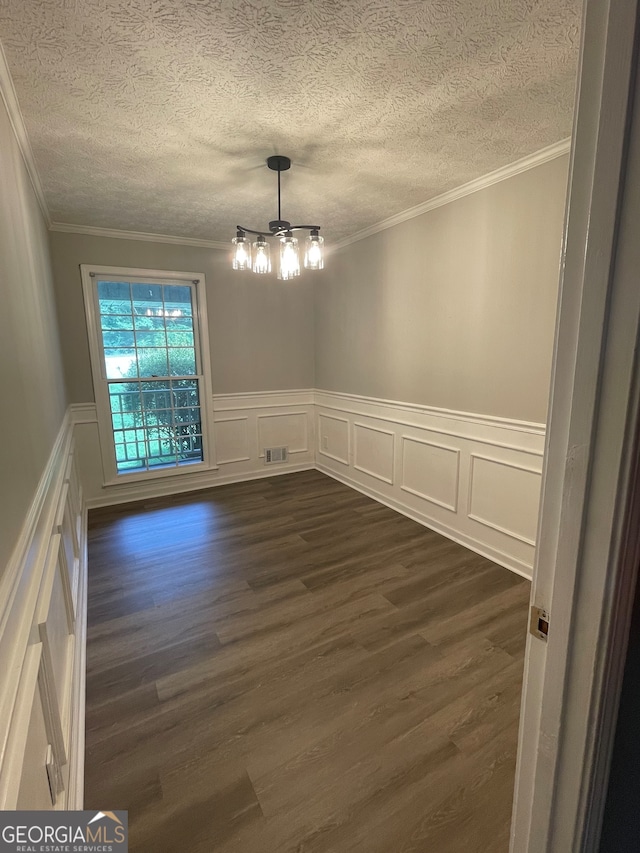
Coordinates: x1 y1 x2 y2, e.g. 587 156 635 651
81 266 214 484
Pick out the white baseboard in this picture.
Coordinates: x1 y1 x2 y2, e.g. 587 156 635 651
85 462 316 509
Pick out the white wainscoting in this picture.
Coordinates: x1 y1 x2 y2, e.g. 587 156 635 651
315 390 545 578
0 413 87 810
73 390 316 508
214 390 314 473
70 389 544 577
0 391 540 809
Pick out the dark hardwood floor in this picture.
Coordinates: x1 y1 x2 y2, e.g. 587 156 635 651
85 469 530 853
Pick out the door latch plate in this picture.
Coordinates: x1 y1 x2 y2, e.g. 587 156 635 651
530 605 549 641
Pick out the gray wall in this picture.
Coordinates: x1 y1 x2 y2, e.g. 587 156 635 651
0 97 67 576
47 156 567 429
315 154 570 423
49 233 317 402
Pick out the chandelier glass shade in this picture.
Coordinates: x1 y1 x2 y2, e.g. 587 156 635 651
231 233 251 270
304 230 324 270
252 236 271 274
231 155 324 278
279 233 300 280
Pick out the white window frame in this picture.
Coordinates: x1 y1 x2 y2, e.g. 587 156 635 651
81 264 217 486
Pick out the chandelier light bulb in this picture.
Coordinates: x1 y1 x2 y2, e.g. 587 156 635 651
304 229 324 270
231 231 251 270
252 236 271 274
278 232 301 280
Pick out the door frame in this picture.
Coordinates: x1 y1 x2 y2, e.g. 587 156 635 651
511 1 640 850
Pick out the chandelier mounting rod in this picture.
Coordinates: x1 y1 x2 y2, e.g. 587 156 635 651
266 155 290 222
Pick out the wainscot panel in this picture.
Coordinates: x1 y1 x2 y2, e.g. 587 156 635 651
401 436 460 512
353 422 395 484
318 412 350 465
0 414 87 809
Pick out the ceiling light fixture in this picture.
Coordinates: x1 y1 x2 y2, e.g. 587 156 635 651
231 155 324 279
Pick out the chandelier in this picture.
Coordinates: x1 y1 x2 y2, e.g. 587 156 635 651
231 155 324 279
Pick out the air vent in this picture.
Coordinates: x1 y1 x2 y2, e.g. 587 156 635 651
264 446 288 464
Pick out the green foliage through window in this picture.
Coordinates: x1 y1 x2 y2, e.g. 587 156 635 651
97 280 204 474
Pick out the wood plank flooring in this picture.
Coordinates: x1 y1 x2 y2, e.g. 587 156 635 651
85 469 530 853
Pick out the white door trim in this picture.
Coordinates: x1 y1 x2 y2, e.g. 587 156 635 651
511 1 640 851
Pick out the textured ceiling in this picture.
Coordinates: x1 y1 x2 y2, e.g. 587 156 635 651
0 0 581 244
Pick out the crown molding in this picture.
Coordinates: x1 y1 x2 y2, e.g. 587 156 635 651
334 137 572 249
0 41 51 227
49 222 228 250
20 110 566 255
50 138 570 252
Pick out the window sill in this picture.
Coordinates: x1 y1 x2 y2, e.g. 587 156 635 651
102 461 219 488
